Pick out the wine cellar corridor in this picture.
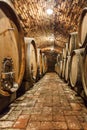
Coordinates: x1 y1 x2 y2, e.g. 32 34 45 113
0 73 87 130
0 0 87 129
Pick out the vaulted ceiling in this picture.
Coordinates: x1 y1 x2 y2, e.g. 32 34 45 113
12 0 87 53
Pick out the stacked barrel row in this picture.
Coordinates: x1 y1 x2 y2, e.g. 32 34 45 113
0 0 48 112
55 7 87 101
55 53 62 77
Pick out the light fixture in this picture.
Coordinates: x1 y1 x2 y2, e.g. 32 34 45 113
46 8 53 15
48 34 55 41
49 37 54 41
50 46 54 51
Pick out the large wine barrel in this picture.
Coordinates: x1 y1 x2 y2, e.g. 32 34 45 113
82 46 87 97
42 53 47 74
57 53 63 64
65 56 71 82
68 32 78 55
0 1 25 111
55 63 57 73
79 8 87 47
55 63 59 74
44 55 47 73
62 59 66 78
58 60 63 77
70 48 84 88
24 37 37 89
0 0 14 8
62 43 68 59
0 1 25 95
37 48 43 79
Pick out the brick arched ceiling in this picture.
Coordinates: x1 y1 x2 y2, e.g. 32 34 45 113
12 0 87 53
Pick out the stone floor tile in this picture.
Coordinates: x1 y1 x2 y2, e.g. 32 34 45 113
0 113 9 120
81 122 87 130
65 115 83 129
53 114 65 122
40 122 53 130
42 107 52 115
52 102 61 107
39 114 52 121
31 107 42 114
21 107 33 114
0 121 14 128
70 103 82 111
52 121 68 129
43 103 53 107
29 114 41 121
13 115 30 129
7 110 22 121
34 103 44 108
64 110 81 116
52 108 64 115
26 122 41 130
37 98 45 103
77 115 86 122
30 114 52 122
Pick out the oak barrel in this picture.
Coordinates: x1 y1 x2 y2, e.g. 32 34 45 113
65 56 71 82
0 1 25 94
55 63 59 74
68 32 78 55
0 1 25 112
82 46 87 97
24 37 37 89
37 48 43 78
0 0 14 8
62 59 66 78
57 53 63 64
62 43 68 59
79 8 87 47
42 53 47 74
59 60 63 77
70 48 84 88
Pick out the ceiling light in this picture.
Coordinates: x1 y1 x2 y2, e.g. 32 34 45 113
49 37 54 41
46 8 53 15
50 46 54 51
48 34 55 41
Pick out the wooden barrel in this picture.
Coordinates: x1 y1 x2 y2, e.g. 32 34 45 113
57 53 63 76
0 1 25 94
44 55 47 73
78 8 87 47
24 37 37 89
62 59 66 78
62 43 68 59
82 46 87 96
58 60 63 77
70 48 84 88
65 56 71 82
0 0 14 8
55 63 57 73
37 48 43 78
0 1 25 112
68 32 78 55
55 63 59 74
42 53 47 74
57 53 63 64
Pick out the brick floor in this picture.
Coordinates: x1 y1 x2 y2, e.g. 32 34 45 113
0 73 87 130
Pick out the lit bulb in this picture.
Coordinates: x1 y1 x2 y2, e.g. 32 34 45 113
46 9 53 15
51 46 54 51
